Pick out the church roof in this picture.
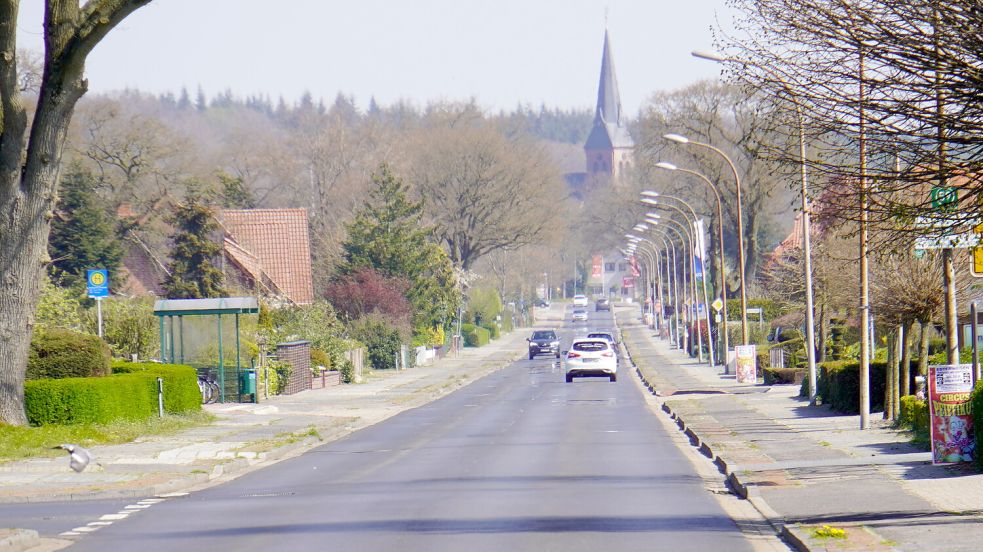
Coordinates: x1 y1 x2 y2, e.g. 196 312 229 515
585 30 634 150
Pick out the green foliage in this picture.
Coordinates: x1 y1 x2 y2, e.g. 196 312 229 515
338 164 459 332
800 360 887 414
34 277 86 333
927 338 947 356
110 362 201 414
461 323 490 347
468 287 503 326
25 363 199 426
481 322 501 340
350 315 403 370
338 358 356 384
899 395 929 449
27 328 111 380
928 347 974 365
48 164 124 288
215 171 256 209
86 297 159 360
162 191 225 299
261 301 356 375
725 298 783 322
972 383 983 470
310 348 332 371
261 360 290 395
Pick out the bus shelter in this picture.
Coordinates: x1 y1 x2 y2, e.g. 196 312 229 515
154 297 260 402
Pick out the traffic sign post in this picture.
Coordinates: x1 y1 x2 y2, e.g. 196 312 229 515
86 269 109 338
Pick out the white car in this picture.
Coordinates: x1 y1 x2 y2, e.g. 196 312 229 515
565 337 618 382
572 308 589 322
573 294 589 307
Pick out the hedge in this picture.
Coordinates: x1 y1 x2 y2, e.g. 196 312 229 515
24 362 200 426
461 323 490 347
972 382 983 471
899 395 929 448
798 360 886 413
481 322 501 340
27 328 111 380
764 367 805 385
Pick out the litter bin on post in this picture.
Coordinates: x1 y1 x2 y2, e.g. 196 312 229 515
239 368 257 403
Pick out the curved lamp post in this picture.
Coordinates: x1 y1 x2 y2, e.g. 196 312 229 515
692 49 818 404
664 133 749 346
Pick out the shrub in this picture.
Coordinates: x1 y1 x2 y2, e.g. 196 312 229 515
338 358 356 383
461 323 491 347
482 322 501 340
25 362 200 425
27 328 111 380
311 348 332 371
351 315 403 370
764 368 804 385
820 360 886 414
973 382 983 471
899 395 929 448
88 297 158 360
468 287 503 326
500 315 513 333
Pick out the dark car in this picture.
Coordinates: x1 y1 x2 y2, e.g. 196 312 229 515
595 297 611 311
527 329 560 359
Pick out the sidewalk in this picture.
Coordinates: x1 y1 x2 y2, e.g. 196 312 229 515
616 306 983 552
0 315 553 506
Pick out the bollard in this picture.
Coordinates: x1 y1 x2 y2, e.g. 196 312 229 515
157 377 164 418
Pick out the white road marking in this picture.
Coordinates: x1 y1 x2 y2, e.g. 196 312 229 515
99 514 129 520
59 532 80 537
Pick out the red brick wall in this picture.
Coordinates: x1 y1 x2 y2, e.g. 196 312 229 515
276 341 311 395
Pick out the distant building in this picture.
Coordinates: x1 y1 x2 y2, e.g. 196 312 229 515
566 30 635 199
220 209 315 305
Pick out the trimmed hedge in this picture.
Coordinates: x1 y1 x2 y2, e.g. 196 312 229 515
899 395 929 447
24 362 200 426
461 323 490 347
764 367 804 385
481 322 501 340
972 382 983 471
798 360 886 413
27 328 111 380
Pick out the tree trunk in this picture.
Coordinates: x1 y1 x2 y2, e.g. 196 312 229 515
900 320 912 397
884 330 896 420
918 319 930 381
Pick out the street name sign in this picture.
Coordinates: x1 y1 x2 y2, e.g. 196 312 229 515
914 233 981 250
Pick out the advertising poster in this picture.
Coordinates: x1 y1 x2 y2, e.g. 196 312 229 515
928 364 975 465
591 255 602 278
735 344 757 384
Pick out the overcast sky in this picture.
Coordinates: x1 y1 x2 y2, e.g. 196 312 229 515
16 1 736 116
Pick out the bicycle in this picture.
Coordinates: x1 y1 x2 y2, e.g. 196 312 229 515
197 373 220 404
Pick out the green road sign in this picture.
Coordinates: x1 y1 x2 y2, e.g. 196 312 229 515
930 186 958 212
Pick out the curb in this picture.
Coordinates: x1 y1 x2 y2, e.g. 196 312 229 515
0 529 39 552
618 317 812 551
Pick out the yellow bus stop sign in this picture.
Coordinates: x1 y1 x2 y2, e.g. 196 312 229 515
973 246 983 278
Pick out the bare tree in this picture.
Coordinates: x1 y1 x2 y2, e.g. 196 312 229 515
0 0 153 425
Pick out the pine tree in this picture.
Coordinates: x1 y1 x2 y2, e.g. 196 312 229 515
48 165 124 289
339 165 458 330
163 192 225 299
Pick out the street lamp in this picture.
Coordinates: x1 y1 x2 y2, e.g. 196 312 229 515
692 49 818 404
664 132 750 346
655 161 730 367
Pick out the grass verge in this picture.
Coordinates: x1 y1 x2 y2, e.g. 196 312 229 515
0 411 214 464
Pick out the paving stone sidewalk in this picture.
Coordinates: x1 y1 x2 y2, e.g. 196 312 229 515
0 310 560 505
616 307 983 552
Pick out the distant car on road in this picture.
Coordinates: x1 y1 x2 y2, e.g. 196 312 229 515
527 329 560 359
534 299 550 308
572 308 588 322
564 337 618 382
595 297 611 311
586 331 619 363
573 294 589 307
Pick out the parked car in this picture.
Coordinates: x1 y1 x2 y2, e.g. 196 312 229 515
572 308 588 322
595 297 611 311
564 337 618 382
534 299 550 308
527 329 560 359
573 294 589 307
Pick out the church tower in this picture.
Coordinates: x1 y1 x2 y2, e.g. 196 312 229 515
584 30 633 186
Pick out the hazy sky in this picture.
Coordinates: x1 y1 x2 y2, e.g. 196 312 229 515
16 1 736 116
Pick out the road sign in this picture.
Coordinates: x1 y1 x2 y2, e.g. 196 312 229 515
86 269 109 298
973 247 983 278
931 186 958 212
914 232 982 250
711 298 724 312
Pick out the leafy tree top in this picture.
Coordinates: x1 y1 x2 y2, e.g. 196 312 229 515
162 191 226 299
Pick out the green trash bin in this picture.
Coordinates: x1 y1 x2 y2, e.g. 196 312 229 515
239 368 257 396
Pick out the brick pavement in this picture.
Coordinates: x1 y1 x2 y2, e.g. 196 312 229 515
616 306 983 552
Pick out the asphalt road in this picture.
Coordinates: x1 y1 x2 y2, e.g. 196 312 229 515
9 307 756 551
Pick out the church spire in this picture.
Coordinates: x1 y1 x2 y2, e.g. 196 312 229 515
595 29 623 127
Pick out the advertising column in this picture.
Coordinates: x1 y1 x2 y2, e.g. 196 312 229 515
735 344 757 384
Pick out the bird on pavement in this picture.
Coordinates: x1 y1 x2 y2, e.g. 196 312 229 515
54 444 93 473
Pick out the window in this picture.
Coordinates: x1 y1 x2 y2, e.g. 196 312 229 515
618 263 627 272
605 262 615 271
573 341 609 352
